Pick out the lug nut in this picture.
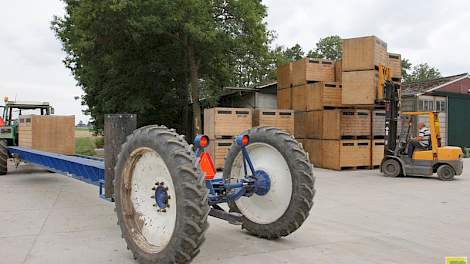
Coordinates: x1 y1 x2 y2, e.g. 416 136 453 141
164 187 169 191
167 195 171 200
153 204 156 207
151 187 156 191
150 195 155 199
161 209 167 213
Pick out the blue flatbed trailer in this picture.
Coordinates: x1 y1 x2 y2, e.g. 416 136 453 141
8 146 107 197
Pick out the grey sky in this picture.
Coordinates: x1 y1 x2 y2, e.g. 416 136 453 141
1 0 469 123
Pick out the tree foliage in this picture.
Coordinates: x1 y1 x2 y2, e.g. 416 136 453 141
52 0 272 134
403 61 441 83
307 35 342 60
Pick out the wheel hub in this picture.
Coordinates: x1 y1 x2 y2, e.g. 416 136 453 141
253 170 271 196
152 182 170 212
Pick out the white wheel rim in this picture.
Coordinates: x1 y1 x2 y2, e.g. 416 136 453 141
129 148 177 252
230 143 292 224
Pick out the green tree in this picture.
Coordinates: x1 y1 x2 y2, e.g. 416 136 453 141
405 63 441 83
401 58 412 81
307 35 342 60
52 0 271 134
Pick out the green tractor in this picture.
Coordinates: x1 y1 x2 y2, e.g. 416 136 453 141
0 99 54 175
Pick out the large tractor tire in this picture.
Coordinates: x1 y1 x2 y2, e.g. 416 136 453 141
114 125 209 264
223 127 315 239
0 139 7 175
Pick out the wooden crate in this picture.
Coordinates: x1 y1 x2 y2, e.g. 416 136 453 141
372 139 385 166
291 58 335 86
204 108 252 138
294 111 306 139
277 63 293 89
302 139 322 167
207 139 232 170
18 115 75 155
335 60 342 82
388 53 402 79
253 109 294 134
372 110 385 137
304 109 371 139
342 70 378 105
342 36 388 71
321 139 371 170
292 82 342 111
277 88 292 109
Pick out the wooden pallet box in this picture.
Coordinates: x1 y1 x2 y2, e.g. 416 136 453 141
372 139 385 166
388 53 402 79
292 82 342 111
253 109 294 135
18 115 75 155
302 139 322 167
204 108 252 138
342 36 388 71
321 139 371 170
342 70 378 105
304 109 371 139
294 111 306 139
291 58 335 86
335 60 342 82
277 63 293 89
207 139 232 170
277 88 292 109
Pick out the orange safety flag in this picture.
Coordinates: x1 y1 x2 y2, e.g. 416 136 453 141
199 152 216 180
0 117 4 127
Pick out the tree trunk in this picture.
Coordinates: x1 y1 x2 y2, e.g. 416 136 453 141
187 43 202 134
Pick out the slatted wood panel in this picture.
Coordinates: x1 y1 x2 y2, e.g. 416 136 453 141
302 139 322 167
253 109 294 135
294 111 306 139
207 139 232 170
291 58 335 86
277 63 293 89
372 110 386 137
303 109 371 139
18 115 75 155
292 82 342 111
335 60 342 82
204 108 252 138
372 139 385 166
321 139 371 170
388 53 402 79
277 88 292 110
342 36 388 71
342 70 378 105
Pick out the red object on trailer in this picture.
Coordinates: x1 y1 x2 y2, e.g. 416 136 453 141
199 152 216 180
0 117 4 127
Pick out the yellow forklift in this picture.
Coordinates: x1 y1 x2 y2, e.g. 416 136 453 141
379 66 464 180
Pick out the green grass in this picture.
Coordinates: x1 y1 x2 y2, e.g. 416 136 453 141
75 137 97 156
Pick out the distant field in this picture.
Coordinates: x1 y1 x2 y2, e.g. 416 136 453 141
75 128 103 156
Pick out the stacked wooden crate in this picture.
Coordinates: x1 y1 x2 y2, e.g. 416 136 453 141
204 107 252 170
277 35 403 170
253 109 294 135
18 115 75 155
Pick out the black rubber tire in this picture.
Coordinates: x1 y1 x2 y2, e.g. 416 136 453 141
0 139 7 175
114 125 209 264
382 159 401 177
223 127 315 239
437 164 455 181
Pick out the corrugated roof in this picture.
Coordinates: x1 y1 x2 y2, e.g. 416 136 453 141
402 73 468 95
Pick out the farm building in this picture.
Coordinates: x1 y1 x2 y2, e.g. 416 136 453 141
216 82 277 109
402 73 470 147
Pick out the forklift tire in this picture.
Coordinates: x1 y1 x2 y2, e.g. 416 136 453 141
437 164 455 181
223 127 315 240
382 159 401 177
0 140 7 175
114 125 209 264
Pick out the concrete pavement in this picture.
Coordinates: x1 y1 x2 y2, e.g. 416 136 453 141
1 160 469 264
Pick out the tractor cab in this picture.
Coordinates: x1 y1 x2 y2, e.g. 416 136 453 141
0 97 54 146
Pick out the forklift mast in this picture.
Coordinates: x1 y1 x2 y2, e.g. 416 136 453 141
383 80 401 156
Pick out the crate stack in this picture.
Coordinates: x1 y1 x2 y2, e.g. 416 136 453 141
277 35 402 170
253 109 295 135
204 107 252 170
